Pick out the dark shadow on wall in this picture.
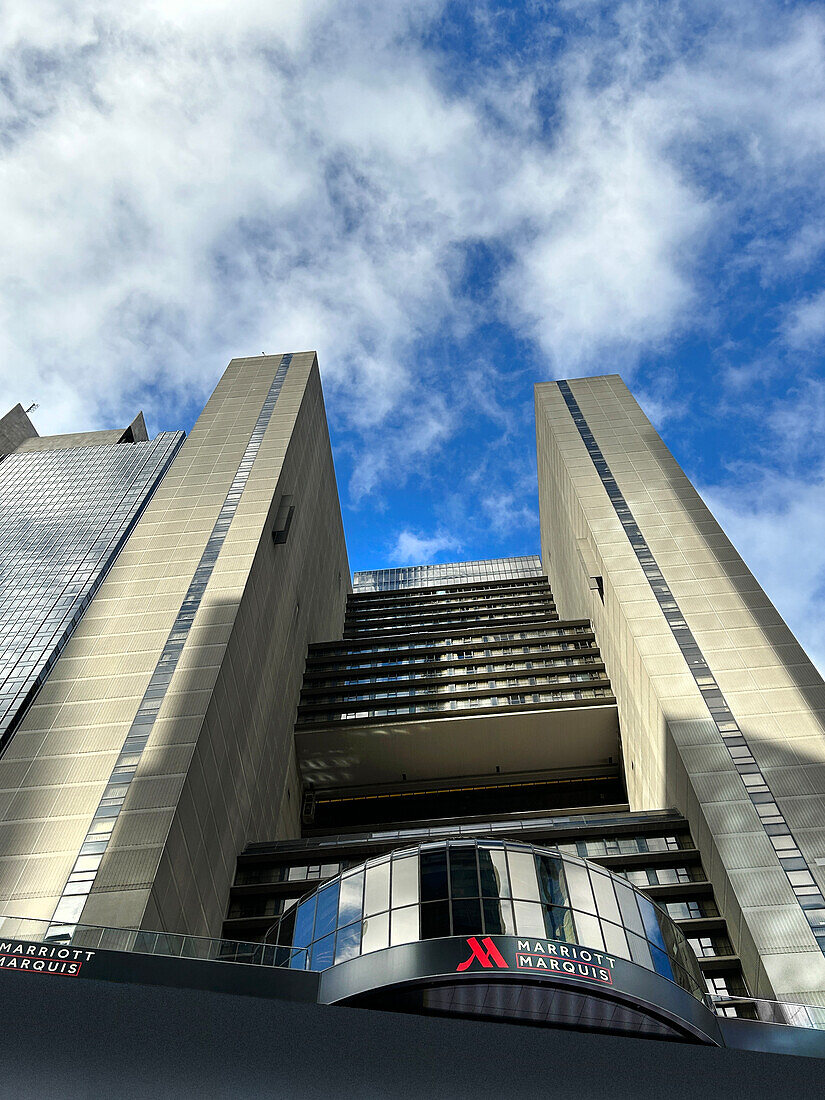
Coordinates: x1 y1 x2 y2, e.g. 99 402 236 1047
664 717 825 1001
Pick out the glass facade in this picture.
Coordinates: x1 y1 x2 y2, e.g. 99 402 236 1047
0 431 184 753
271 840 706 1000
352 556 544 592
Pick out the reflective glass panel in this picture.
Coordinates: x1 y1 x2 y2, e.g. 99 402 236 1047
650 944 675 982
564 861 597 915
309 933 335 970
420 848 448 901
390 905 419 946
637 895 667 954
421 901 451 939
628 932 653 970
573 911 604 951
452 898 482 935
391 855 419 908
614 882 645 936
513 900 546 937
507 850 540 902
338 871 364 927
536 854 568 908
314 882 340 941
362 911 389 954
481 898 511 935
364 861 390 916
544 905 576 942
602 921 630 961
449 845 479 899
479 847 508 899
292 898 316 951
335 922 361 964
591 871 622 925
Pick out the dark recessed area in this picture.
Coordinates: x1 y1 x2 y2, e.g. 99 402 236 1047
310 773 627 831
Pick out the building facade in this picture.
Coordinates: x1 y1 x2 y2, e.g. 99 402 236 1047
0 353 348 938
536 376 825 1005
0 356 824 1088
225 556 750 1032
0 404 182 754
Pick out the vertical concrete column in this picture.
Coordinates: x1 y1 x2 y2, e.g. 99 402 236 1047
536 375 825 1003
0 353 349 939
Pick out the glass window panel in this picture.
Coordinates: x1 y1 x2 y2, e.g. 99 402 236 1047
420 848 448 901
536 854 568 908
421 901 451 939
565 861 597 914
309 933 335 970
498 900 517 935
361 911 389 955
391 855 419 908
449 845 479 899
288 948 308 971
638 896 667 954
390 905 419 946
602 921 630 961
513 900 546 938
590 870 622 925
507 850 540 902
275 907 296 947
481 898 508 935
314 882 340 941
614 882 645 936
572 911 604 950
292 898 317 951
338 871 364 927
364 860 390 916
650 944 675 983
544 905 576 942
628 932 653 970
479 846 509 899
452 898 482 935
73 855 103 873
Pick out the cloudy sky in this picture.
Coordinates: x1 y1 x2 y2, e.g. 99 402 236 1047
2 1 825 664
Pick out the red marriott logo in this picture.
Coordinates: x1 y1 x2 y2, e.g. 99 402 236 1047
456 937 509 972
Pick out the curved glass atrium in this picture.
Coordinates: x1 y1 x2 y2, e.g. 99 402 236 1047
270 839 705 1001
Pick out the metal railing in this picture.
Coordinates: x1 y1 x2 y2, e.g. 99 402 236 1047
710 995 825 1030
0 914 289 969
2 913 825 1032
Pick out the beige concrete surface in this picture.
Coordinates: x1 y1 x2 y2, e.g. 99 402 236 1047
0 354 349 938
536 374 825 1003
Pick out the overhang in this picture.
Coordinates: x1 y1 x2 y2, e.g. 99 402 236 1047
296 702 620 788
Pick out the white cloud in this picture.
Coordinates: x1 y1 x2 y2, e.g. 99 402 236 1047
1 0 825 531
704 471 825 675
0 0 719 444
783 290 825 348
481 491 538 537
499 91 708 372
389 528 461 565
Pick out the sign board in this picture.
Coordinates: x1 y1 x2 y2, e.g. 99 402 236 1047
0 939 96 977
455 935 617 987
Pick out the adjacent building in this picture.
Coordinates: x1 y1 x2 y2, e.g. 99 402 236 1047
0 356 824 1093
0 403 183 754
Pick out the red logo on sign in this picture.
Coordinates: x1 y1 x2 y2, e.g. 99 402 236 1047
456 936 509 972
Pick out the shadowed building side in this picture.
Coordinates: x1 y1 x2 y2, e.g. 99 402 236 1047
0 353 349 938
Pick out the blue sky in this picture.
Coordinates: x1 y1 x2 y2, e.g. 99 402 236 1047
1 1 825 664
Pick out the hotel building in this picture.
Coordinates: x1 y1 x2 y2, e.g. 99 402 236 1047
0 357 823 1095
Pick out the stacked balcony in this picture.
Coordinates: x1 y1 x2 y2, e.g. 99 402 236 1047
294 572 621 802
